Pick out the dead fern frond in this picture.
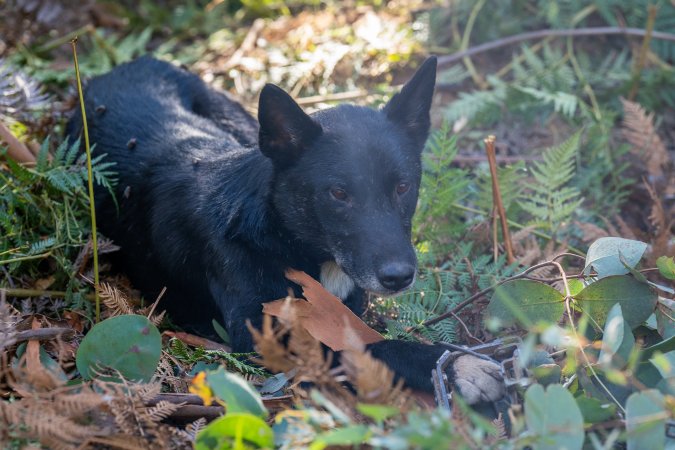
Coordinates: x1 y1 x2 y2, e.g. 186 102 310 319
621 98 669 178
98 282 134 316
341 348 412 409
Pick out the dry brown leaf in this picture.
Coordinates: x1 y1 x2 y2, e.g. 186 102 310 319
262 270 383 351
621 98 669 178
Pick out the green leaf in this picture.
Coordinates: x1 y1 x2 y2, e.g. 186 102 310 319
357 403 400 422
524 384 584 450
195 413 274 450
486 280 565 328
656 256 675 280
76 314 161 382
575 396 616 424
599 304 635 368
642 337 675 362
309 425 371 450
584 237 648 278
212 319 231 345
626 390 666 450
575 276 657 329
206 367 267 418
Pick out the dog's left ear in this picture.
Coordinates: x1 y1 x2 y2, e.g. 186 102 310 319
258 84 323 166
383 56 437 149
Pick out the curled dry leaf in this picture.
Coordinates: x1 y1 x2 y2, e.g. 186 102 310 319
262 269 384 351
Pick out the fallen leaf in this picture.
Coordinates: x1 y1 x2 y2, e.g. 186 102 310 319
263 270 383 351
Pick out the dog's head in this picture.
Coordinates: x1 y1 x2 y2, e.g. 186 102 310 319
258 57 437 296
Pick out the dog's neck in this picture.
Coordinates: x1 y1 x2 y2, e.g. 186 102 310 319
319 261 355 300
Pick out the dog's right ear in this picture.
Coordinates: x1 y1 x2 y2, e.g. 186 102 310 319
258 84 322 166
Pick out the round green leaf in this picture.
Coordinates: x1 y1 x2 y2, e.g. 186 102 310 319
206 367 267 418
584 237 647 278
525 384 584 450
575 396 616 424
76 314 161 382
656 256 675 280
598 304 635 369
486 280 565 327
575 276 657 329
195 413 273 449
626 389 666 450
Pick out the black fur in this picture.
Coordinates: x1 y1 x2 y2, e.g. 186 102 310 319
67 56 453 391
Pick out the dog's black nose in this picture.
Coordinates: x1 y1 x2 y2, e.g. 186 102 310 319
377 262 415 291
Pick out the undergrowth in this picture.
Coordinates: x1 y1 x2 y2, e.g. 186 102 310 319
0 0 674 448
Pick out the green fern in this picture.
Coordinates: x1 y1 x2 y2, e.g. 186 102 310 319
380 243 519 343
168 338 265 377
518 131 583 232
413 122 471 248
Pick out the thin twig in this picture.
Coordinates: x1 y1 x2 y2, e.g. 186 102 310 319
437 27 675 68
0 287 96 301
71 38 101 323
14 328 76 342
485 135 515 264
410 259 564 331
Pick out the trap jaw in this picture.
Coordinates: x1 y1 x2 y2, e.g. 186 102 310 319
431 336 530 413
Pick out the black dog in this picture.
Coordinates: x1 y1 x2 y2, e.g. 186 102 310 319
67 56 503 402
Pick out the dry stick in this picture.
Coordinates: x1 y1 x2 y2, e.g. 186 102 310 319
14 328 76 342
0 287 97 301
437 27 675 68
485 135 515 265
0 121 35 164
71 38 100 323
628 5 658 101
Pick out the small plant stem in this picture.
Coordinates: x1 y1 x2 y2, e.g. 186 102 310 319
628 4 658 100
0 287 96 301
459 0 488 89
485 136 515 264
71 38 100 322
0 252 52 265
450 202 585 256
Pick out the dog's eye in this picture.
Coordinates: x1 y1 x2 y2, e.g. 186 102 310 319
396 182 411 195
330 187 349 202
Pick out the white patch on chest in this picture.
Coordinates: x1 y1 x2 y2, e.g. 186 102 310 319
320 261 355 300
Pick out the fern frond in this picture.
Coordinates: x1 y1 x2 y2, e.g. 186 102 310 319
519 131 583 231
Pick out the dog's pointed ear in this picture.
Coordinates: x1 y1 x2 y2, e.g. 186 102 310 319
258 84 322 165
383 56 437 149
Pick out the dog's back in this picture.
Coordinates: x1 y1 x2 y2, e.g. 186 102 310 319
67 57 269 327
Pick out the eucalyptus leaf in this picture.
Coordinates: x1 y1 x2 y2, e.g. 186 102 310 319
584 237 647 278
195 413 273 449
575 276 657 329
656 256 675 280
598 304 635 368
575 396 616 424
76 314 161 382
486 280 565 328
626 390 666 450
206 367 267 417
524 384 584 450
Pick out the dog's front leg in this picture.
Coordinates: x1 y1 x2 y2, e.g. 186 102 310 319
366 340 505 405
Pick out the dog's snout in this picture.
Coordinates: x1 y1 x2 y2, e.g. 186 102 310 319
377 262 415 291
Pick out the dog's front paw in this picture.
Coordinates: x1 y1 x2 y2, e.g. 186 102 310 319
450 354 505 405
